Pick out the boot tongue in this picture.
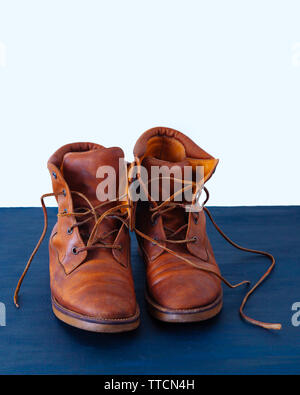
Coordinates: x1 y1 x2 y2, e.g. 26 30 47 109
141 156 191 203
141 156 192 237
61 146 126 242
61 146 125 208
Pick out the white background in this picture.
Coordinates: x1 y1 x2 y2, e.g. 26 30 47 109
0 0 299 207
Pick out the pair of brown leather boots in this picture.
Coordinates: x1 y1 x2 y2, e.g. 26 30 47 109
14 127 281 333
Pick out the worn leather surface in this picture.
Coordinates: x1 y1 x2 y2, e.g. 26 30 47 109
47 143 137 319
133 127 222 310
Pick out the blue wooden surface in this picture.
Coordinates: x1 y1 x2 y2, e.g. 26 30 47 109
0 207 299 375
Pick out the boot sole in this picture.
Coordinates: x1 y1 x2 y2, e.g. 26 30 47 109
52 296 140 333
145 289 223 323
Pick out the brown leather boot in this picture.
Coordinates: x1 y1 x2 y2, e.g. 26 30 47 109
14 143 140 333
130 127 281 330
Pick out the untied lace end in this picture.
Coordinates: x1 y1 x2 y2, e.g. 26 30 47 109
13 191 128 309
14 192 60 308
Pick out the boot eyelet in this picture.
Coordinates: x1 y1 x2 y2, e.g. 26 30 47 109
67 227 73 235
52 172 57 179
152 236 158 246
193 213 199 224
192 236 198 242
62 189 66 197
72 247 78 255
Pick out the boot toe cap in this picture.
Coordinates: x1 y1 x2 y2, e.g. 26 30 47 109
52 261 137 321
149 268 222 311
75 286 137 320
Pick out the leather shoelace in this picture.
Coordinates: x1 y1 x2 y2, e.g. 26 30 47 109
129 159 282 330
14 191 129 308
14 171 282 330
